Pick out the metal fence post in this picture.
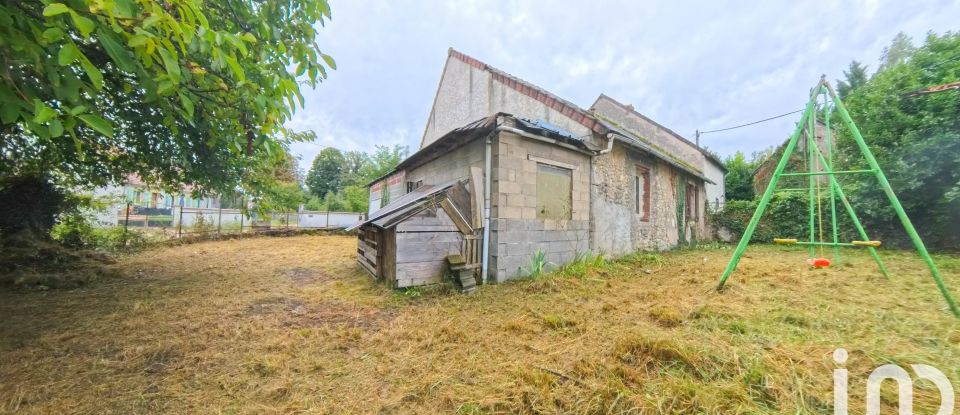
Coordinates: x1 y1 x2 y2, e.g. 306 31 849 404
325 210 330 229
239 196 245 234
122 202 131 247
286 212 290 229
177 196 184 238
217 206 222 235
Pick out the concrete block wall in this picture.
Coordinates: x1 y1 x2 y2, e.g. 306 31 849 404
404 138 486 189
488 131 591 282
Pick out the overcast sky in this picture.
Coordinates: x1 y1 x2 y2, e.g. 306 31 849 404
286 0 959 172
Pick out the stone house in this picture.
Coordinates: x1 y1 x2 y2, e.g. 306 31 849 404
355 49 724 288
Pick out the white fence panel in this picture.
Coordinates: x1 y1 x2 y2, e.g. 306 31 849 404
298 211 365 229
173 207 243 228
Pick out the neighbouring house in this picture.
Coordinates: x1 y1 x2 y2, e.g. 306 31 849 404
354 48 724 288
91 174 222 227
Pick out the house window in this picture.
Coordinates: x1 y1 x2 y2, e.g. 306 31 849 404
686 182 698 221
536 163 572 220
635 166 651 221
406 180 423 193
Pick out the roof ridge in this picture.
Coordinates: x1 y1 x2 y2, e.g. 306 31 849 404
448 48 607 135
592 94 726 169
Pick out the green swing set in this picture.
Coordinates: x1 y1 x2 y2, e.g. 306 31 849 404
716 76 960 318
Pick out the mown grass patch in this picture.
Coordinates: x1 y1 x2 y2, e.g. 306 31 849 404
1 238 958 413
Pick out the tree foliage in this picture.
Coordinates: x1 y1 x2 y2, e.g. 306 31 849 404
303 144 408 212
836 60 870 99
878 32 915 71
0 0 334 234
722 151 758 202
305 147 344 198
362 144 408 182
246 144 306 213
835 31 960 249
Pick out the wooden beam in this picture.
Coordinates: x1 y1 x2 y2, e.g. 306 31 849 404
440 198 473 234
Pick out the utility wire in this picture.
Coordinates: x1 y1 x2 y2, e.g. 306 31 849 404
698 108 804 135
697 54 959 137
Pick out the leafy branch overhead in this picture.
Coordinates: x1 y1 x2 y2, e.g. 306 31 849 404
0 0 334 192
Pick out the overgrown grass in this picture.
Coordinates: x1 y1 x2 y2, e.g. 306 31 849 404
1 237 958 413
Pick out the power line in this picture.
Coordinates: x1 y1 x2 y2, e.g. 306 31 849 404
698 108 805 136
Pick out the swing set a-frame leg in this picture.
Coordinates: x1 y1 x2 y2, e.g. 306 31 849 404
716 90 818 290
825 83 960 318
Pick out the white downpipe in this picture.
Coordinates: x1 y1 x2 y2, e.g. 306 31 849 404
479 125 599 282
480 133 493 283
600 133 616 154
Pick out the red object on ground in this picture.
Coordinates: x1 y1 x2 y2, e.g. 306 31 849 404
807 258 831 268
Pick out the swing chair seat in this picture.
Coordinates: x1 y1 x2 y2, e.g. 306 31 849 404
807 258 831 268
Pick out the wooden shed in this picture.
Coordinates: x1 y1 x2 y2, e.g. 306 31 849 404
354 179 481 288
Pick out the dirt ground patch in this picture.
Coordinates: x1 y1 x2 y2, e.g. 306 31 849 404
245 295 395 329
1 234 959 414
282 266 337 286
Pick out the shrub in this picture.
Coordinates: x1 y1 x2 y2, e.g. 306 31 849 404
52 214 153 251
51 211 95 249
710 192 810 243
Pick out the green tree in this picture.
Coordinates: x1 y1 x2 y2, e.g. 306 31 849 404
0 0 334 235
878 32 916 72
255 148 306 212
836 60 870 99
341 185 369 212
305 147 344 198
361 144 408 182
723 151 757 201
341 150 371 187
837 31 960 249
322 191 346 212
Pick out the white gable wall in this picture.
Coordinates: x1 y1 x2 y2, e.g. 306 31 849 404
421 55 593 149
704 161 726 211
421 57 492 148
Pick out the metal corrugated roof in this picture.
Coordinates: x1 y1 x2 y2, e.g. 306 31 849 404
348 178 462 231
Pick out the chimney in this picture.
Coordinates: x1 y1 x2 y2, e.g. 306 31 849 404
626 104 635 111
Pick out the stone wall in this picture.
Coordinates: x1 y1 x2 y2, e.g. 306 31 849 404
592 95 723 216
488 131 591 282
592 96 705 170
592 142 708 254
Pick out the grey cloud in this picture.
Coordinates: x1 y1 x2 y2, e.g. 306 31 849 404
288 0 959 168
